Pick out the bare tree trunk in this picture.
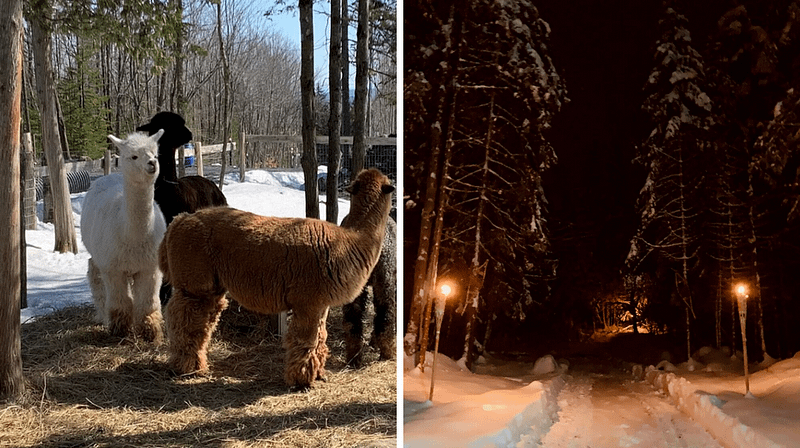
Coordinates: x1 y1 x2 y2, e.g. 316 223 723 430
0 0 25 401
341 0 351 137
30 3 77 254
216 0 231 191
351 0 370 180
327 0 342 223
54 93 71 160
175 0 186 178
300 0 319 219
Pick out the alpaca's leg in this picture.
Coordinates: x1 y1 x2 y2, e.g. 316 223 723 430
370 269 396 361
87 258 107 324
315 307 330 381
166 288 228 374
343 289 367 367
131 268 164 344
283 305 330 388
103 271 134 338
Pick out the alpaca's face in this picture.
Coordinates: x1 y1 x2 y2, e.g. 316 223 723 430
347 168 394 209
109 130 165 184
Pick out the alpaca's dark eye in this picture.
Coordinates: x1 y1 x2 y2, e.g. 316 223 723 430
131 156 138 160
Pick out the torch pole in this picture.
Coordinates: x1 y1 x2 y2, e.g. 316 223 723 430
428 293 446 401
737 294 750 395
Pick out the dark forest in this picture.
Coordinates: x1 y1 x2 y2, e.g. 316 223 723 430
405 0 800 367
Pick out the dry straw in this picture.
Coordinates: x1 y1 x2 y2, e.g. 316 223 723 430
1 303 396 447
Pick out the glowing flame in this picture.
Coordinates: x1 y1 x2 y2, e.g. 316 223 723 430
736 284 747 296
440 283 452 297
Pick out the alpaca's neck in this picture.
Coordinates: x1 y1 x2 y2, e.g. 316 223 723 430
123 178 156 235
345 198 391 242
157 144 178 184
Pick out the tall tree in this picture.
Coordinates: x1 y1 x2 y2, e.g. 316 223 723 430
405 0 565 363
0 0 24 401
29 0 78 254
327 0 343 223
351 0 370 178
627 8 715 360
299 0 319 218
341 0 351 137
440 0 563 363
215 0 232 190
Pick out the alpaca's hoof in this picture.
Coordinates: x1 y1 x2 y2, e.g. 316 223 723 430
289 383 312 393
169 352 209 376
373 335 396 361
107 310 132 339
137 312 164 345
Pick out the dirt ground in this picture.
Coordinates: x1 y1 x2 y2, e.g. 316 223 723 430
0 304 396 447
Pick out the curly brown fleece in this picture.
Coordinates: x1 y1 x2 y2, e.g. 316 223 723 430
159 168 394 388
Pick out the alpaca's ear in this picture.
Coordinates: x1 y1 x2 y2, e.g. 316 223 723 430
152 129 165 143
381 184 395 195
108 134 123 147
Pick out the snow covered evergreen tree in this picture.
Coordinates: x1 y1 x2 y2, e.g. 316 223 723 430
405 0 565 365
627 8 716 359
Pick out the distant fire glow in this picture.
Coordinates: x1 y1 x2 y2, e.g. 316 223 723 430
440 283 452 297
736 284 747 297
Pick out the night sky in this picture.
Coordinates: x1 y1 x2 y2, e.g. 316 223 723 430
538 0 659 266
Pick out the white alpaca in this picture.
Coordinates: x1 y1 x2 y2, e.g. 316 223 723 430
81 130 167 343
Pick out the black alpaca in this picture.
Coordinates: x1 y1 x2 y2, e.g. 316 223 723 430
136 112 228 304
342 217 397 367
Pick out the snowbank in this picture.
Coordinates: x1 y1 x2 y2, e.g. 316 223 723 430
404 352 565 447
645 350 800 447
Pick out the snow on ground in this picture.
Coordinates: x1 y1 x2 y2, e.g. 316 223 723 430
647 349 800 448
404 347 800 447
403 352 565 447
22 169 350 323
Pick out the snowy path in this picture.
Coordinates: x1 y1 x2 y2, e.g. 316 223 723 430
539 372 723 447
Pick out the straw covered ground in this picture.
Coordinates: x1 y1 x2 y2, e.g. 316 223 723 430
0 303 397 447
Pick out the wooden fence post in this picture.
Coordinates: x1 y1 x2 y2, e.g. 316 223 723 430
104 149 111 175
196 142 204 177
240 131 246 182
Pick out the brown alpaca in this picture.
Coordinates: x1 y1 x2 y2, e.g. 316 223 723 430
159 168 394 388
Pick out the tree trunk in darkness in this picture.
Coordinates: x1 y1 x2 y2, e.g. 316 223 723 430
746 172 769 359
30 3 78 254
416 142 452 371
0 0 25 401
300 0 319 218
327 0 342 223
461 94 493 370
406 2 460 364
351 0 370 180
